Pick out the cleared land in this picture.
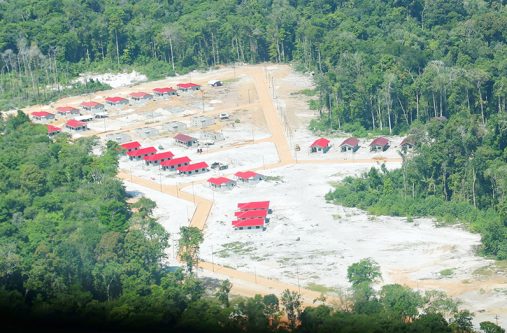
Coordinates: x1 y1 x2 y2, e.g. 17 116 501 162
28 64 507 327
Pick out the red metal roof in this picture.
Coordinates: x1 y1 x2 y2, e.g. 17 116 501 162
237 201 270 211
105 96 127 104
234 171 259 180
129 92 151 98
174 133 196 143
208 177 234 186
47 125 61 134
32 111 54 117
340 137 359 147
370 137 389 147
234 210 268 219
161 156 191 167
80 101 102 108
144 151 175 161
66 119 87 128
178 162 209 172
56 106 78 113
311 137 330 148
232 218 265 228
120 141 141 150
153 87 176 94
127 147 157 157
177 83 200 89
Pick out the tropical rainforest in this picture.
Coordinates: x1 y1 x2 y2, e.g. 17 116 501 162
1 0 507 331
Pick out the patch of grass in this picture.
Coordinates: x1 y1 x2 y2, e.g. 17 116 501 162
473 265 494 277
332 214 341 220
493 288 507 295
291 88 317 96
223 78 240 84
494 260 507 270
439 268 455 278
250 255 267 262
306 283 338 294
277 257 295 266
264 175 283 182
216 241 255 258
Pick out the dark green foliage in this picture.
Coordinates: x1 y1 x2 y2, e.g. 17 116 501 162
480 321 506 333
347 258 381 287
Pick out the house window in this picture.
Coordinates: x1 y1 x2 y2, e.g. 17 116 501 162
248 227 252 229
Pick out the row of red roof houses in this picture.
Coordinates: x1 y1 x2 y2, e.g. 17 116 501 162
310 136 414 153
45 119 88 135
232 201 271 230
120 141 209 175
77 83 201 110
35 83 202 121
33 111 92 133
207 171 264 190
32 107 81 122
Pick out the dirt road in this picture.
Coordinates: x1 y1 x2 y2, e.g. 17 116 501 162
114 65 405 305
246 67 295 165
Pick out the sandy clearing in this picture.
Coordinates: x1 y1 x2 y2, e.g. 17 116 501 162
28 63 507 327
197 162 486 289
73 71 147 88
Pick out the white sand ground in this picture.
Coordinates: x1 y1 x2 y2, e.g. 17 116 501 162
196 162 505 327
73 71 147 88
197 162 482 287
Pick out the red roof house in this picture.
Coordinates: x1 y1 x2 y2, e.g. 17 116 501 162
32 111 55 121
234 171 264 183
370 137 390 152
174 133 198 147
177 83 201 91
161 156 191 171
47 125 61 135
177 162 209 175
66 119 88 131
56 106 80 116
80 101 104 111
127 147 157 160
310 138 331 153
208 177 236 189
234 209 268 219
237 201 270 211
120 141 141 152
152 87 177 96
144 151 175 165
232 218 265 230
340 137 360 152
129 92 153 101
105 96 128 106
